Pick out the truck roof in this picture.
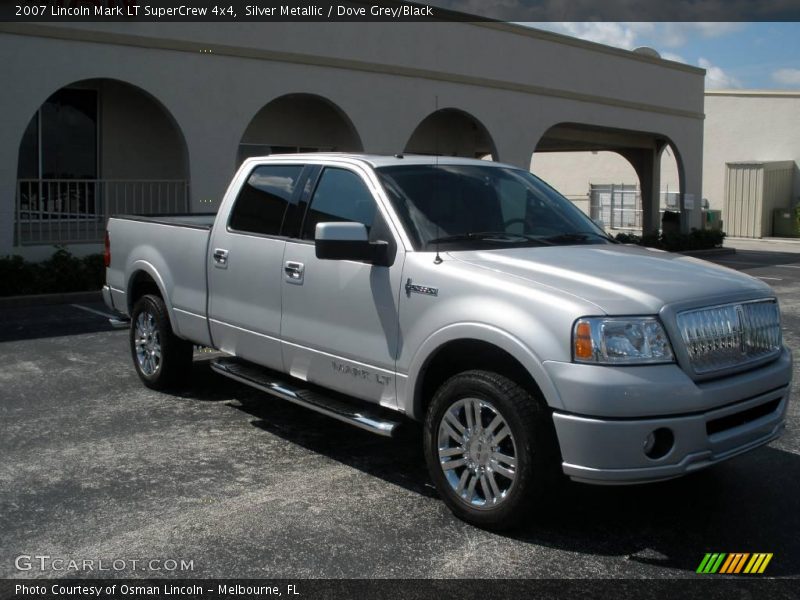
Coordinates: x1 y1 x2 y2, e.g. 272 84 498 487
245 152 518 169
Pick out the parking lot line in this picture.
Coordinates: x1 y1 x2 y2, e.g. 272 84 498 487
755 276 783 281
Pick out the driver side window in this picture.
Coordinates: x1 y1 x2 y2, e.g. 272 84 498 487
301 168 377 240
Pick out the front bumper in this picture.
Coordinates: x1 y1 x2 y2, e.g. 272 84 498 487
546 349 792 485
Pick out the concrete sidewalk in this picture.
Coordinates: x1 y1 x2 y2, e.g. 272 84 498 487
725 237 800 253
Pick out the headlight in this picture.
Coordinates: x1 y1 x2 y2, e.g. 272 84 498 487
573 317 674 365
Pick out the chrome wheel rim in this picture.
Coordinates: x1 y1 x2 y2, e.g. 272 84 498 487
437 397 518 509
134 311 161 376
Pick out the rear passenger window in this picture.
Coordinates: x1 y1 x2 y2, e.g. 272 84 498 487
301 168 377 239
228 165 303 236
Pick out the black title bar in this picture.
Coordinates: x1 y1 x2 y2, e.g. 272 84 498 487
2 578 799 600
2 0 800 22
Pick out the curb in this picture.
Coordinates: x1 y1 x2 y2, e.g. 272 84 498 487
0 290 102 309
679 247 736 258
728 236 800 245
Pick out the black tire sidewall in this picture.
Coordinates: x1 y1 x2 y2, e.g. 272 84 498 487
129 294 190 389
424 370 555 529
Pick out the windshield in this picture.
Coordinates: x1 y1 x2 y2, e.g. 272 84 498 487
376 164 612 251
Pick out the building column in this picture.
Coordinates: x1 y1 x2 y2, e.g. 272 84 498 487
177 123 242 213
0 149 17 255
672 125 704 234
679 157 704 233
621 147 662 236
356 117 417 157
494 136 535 171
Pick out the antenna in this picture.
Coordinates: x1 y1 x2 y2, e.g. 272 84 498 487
433 95 443 265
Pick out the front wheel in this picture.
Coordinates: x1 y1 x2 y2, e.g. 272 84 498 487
424 370 562 529
130 294 192 390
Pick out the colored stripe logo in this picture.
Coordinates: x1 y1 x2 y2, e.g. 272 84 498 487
697 553 773 574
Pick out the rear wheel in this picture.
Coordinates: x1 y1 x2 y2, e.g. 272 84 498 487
424 370 561 529
130 294 192 389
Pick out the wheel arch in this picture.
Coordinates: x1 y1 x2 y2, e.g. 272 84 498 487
125 261 180 335
405 323 563 420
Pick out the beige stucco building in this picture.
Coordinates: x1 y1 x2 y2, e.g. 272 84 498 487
0 21 706 259
533 90 800 236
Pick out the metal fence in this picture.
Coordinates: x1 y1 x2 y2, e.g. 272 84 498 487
589 184 681 231
15 179 189 245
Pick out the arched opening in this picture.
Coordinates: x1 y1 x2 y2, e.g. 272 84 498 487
532 123 683 235
16 78 189 245
404 108 496 159
238 94 362 165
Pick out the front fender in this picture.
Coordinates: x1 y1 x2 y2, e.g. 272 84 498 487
403 322 564 420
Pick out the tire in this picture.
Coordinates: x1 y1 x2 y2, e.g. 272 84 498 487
129 294 193 390
423 370 562 530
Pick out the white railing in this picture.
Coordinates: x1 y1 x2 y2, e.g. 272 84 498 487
16 179 189 245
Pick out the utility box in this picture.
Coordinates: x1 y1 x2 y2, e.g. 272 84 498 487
772 207 800 238
724 161 794 238
705 209 723 231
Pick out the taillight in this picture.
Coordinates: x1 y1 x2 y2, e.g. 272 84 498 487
104 231 111 268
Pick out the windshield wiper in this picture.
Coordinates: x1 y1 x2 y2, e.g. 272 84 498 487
542 231 615 244
426 231 551 247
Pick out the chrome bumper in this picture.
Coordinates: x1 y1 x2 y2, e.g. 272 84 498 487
102 285 114 311
102 285 130 329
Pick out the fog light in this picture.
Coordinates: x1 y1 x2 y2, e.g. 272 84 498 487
643 428 674 460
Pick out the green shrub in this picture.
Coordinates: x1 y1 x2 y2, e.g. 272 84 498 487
0 247 105 297
613 232 639 245
0 255 38 296
614 228 726 252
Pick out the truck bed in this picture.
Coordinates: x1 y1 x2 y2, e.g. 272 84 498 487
105 213 214 346
114 213 217 229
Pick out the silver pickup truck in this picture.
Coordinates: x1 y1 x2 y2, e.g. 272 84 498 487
103 153 792 528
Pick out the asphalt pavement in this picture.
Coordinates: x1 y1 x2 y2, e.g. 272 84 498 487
1 243 798 580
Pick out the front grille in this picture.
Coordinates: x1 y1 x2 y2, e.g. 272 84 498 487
677 299 781 374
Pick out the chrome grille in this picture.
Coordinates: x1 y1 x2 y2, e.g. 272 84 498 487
677 299 782 374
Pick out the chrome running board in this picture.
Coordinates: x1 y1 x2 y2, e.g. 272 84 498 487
109 317 130 330
210 357 402 437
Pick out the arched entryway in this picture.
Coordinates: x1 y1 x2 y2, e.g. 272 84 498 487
404 108 496 159
16 78 188 245
238 94 362 165
532 123 684 235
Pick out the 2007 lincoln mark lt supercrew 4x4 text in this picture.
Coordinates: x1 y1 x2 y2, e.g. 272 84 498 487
103 154 792 528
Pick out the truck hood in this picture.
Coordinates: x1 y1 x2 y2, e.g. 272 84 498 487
447 244 772 315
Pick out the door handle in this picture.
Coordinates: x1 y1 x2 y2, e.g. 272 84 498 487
284 260 304 284
213 248 229 267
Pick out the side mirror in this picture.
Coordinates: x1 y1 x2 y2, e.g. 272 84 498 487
314 222 389 266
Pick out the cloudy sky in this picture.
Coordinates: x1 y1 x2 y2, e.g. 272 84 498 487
523 23 800 90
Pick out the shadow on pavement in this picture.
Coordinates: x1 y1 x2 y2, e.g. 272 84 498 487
710 249 800 270
218 365 799 577
509 445 799 576
0 303 114 343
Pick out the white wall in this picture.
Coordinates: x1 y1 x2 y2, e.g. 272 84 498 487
703 92 800 212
